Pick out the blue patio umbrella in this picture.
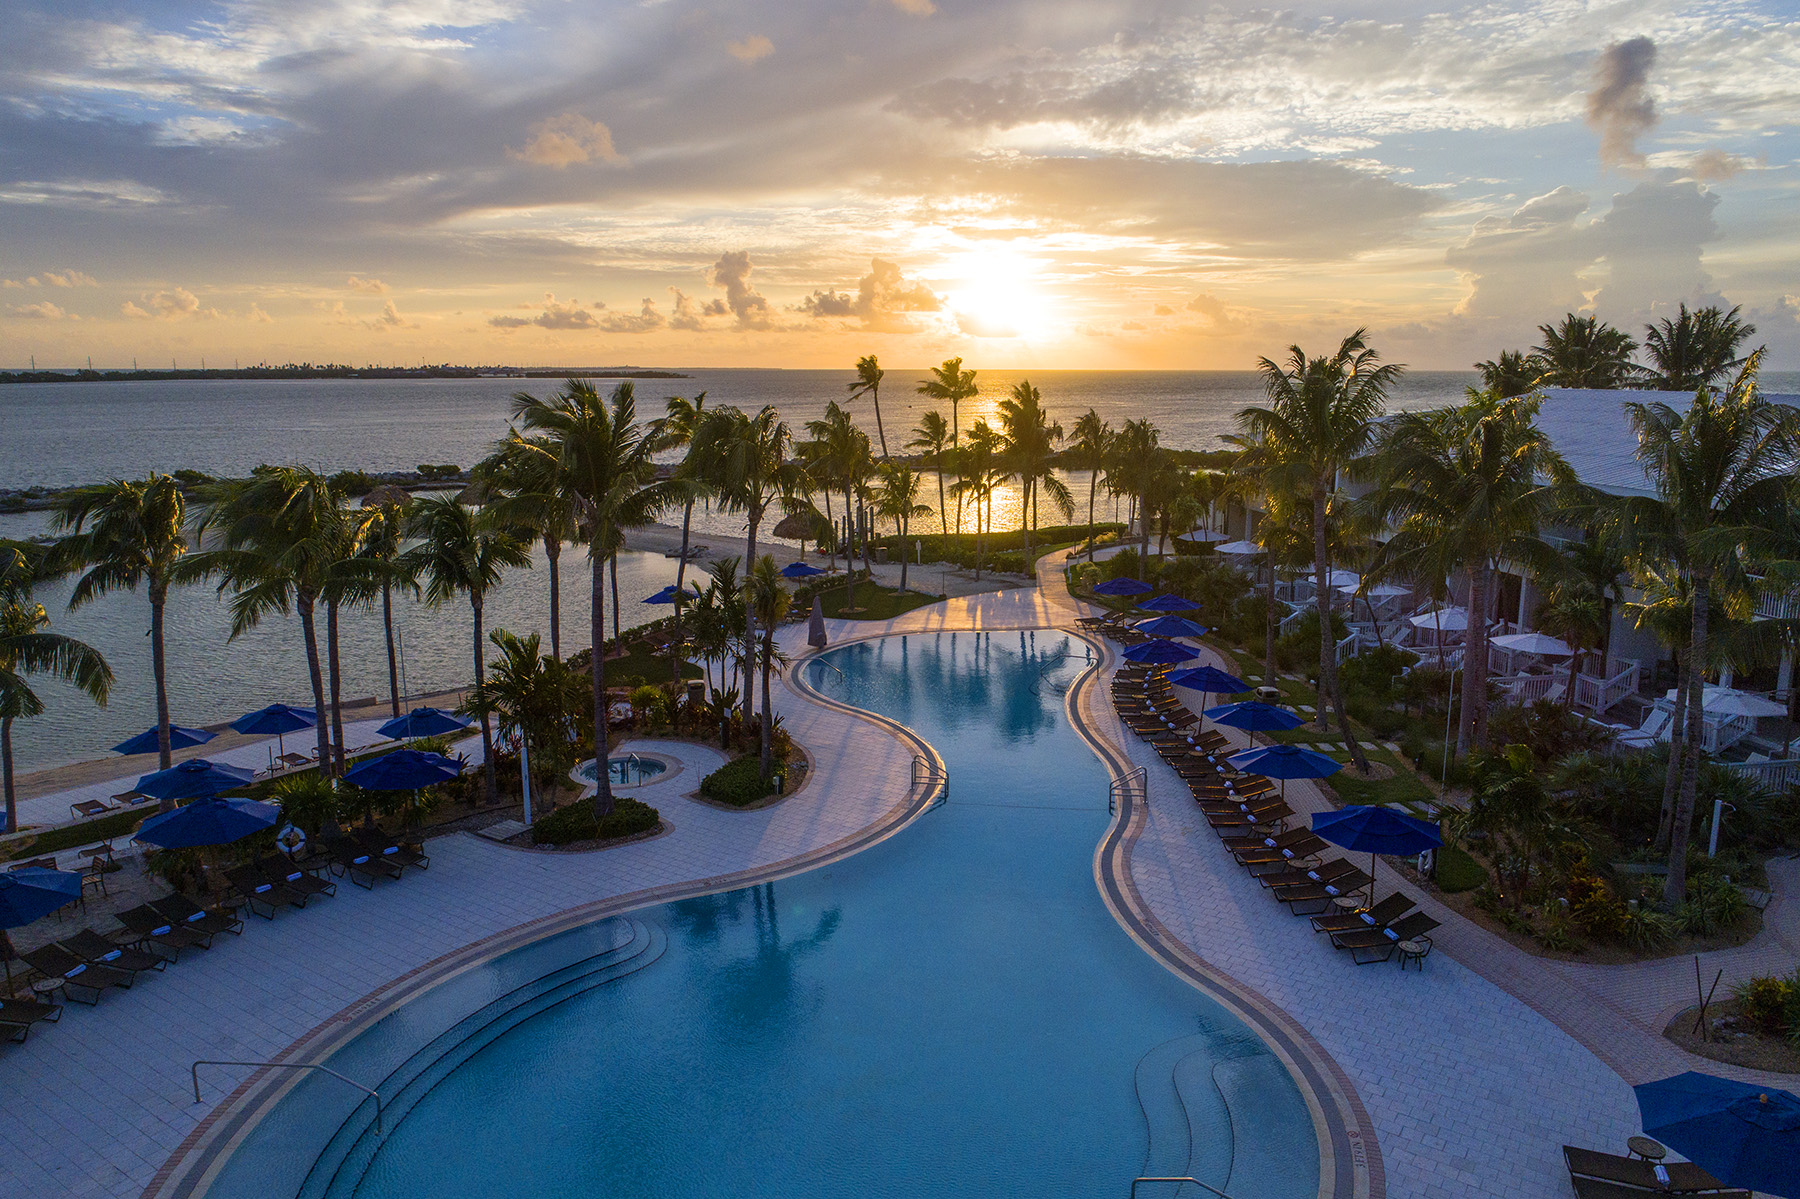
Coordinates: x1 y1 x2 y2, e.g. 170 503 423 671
1122 639 1199 666
342 749 463 792
781 561 825 579
1138 594 1200 612
1093 576 1152 597
1636 1072 1800 1197
231 702 318 759
1205 700 1305 746
1168 664 1250 734
1135 615 1210 639
0 867 83 986
377 707 472 741
642 584 698 605
133 758 257 803
1312 804 1443 902
1228 743 1342 802
112 725 215 756
133 797 280 849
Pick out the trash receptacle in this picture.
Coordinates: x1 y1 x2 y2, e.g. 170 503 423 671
875 546 888 564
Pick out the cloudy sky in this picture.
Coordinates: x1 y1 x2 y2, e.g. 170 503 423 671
2 0 1797 370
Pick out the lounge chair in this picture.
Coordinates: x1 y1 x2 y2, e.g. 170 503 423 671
1310 892 1415 935
150 893 244 938
1330 911 1441 964
58 929 165 976
115 904 212 957
325 835 403 887
354 827 429 871
1561 1146 1743 1196
256 855 337 901
110 790 156 807
69 799 114 820
1229 829 1328 866
1259 858 1360 891
20 944 134 1004
1203 802 1292 829
1270 869 1374 915
0 996 62 1042
225 865 307 919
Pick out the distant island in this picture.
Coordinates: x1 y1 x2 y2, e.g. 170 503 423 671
0 364 690 384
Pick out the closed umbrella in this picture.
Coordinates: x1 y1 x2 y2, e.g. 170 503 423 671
1168 664 1249 733
1138 594 1199 612
133 797 280 848
1134 615 1210 639
1312 805 1443 904
0 868 83 987
111 726 215 756
1205 700 1305 746
1636 1073 1800 1197
1122 639 1199 666
377 707 472 741
134 758 256 803
231 702 318 760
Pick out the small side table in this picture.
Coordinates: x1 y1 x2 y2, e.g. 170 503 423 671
31 976 66 1003
1627 1136 1667 1162
1332 895 1365 913
1397 937 1432 971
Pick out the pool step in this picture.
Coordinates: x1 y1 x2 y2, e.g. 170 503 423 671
295 917 669 1199
1135 1021 1290 1198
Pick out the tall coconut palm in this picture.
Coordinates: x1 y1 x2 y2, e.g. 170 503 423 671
54 473 188 768
1241 330 1404 771
1622 562 1692 849
653 391 711 681
1533 581 1607 707
1109 419 1162 577
1640 303 1761 392
908 411 953 538
1070 409 1113 560
875 463 932 593
1534 314 1638 388
847 356 890 459
503 380 677 815
1 543 112 833
478 440 576 661
404 495 534 804
917 359 978 533
352 499 418 717
461 628 585 805
1612 353 1797 904
184 467 344 776
747 555 792 778
1474 350 1542 398
997 380 1072 559
805 402 872 609
952 420 1006 578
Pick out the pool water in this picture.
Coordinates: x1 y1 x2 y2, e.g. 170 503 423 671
203 631 1318 1199
579 755 669 785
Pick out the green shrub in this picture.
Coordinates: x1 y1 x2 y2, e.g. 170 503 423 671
1537 909 1581 952
1436 845 1487 893
1736 975 1794 1034
328 469 375 497
532 797 660 846
1618 904 1677 952
700 754 777 807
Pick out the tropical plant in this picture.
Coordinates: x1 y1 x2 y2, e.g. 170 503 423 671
1639 304 1761 392
874 463 932 593
917 359 978 533
351 499 418 717
653 390 711 681
951 420 1005 578
847 355 890 459
1 543 113 833
477 438 576 660
1070 409 1113 560
805 402 874 609
1533 580 1607 707
1534 314 1638 388
1474 349 1542 398
54 473 188 768
997 379 1073 558
747 555 792 778
461 628 585 803
1108 419 1162 578
908 410 954 539
1457 745 1576 904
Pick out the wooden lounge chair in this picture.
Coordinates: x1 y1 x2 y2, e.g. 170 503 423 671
1229 829 1327 865
256 856 336 901
1270 869 1374 915
1204 802 1292 829
354 828 429 871
115 904 212 957
1310 892 1415 935
70 799 114 820
58 929 165 976
1561 1146 1744 1196
20 944 134 1004
1330 911 1441 964
150 894 244 938
325 835 403 887
225 865 306 919
1261 858 1361 892
0 996 62 1042
110 790 156 807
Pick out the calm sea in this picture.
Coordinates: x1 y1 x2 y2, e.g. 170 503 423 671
5 367 1794 774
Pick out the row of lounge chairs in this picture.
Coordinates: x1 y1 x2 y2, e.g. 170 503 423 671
2 828 429 1042
1563 1145 1745 1198
1112 664 1440 966
1076 612 1155 648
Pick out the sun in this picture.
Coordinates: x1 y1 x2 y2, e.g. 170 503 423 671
940 244 1058 340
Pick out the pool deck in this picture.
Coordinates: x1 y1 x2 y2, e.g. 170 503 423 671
3 555 1786 1199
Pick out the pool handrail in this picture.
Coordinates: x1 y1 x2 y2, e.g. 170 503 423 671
912 754 949 807
1109 765 1147 815
1130 1177 1236 1199
191 1059 383 1134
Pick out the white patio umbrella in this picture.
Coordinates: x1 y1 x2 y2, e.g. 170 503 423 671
1176 528 1230 543
1321 568 1360 589
1700 688 1787 718
1339 581 1411 598
1409 607 1471 631
1489 632 1575 657
1216 540 1264 555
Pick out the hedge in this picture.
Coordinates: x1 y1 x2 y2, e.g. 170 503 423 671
531 797 660 846
700 755 777 807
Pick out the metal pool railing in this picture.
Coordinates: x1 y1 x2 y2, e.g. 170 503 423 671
1109 766 1147 815
912 754 949 808
191 1059 383 1134
1130 1176 1237 1198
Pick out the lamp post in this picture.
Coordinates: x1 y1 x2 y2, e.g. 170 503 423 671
1708 799 1736 858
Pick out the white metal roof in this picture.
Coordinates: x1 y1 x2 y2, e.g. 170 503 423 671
1537 387 1800 497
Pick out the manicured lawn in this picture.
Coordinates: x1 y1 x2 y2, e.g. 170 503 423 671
820 585 938 621
3 806 148 860
1435 845 1489 892
603 643 702 684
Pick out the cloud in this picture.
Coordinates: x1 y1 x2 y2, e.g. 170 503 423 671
889 0 934 13
1 280 21 289
37 269 96 287
508 114 625 169
1447 186 1595 320
891 64 1198 132
488 293 598 331
1153 304 1175 317
1185 292 1248 332
667 288 708 332
797 258 941 330
596 297 665 333
5 301 68 319
1591 179 1720 317
1688 149 1750 182
957 310 1018 338
370 299 416 330
707 251 771 327
246 302 273 323
727 35 774 64
1587 38 1658 170
347 275 389 294
122 287 214 319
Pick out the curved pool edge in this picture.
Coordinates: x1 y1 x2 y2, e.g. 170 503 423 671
142 661 946 1199
1062 629 1384 1199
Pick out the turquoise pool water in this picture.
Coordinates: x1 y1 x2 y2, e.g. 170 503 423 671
578 755 669 785
202 630 1318 1199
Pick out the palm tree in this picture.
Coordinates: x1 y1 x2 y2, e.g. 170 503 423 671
1534 314 1638 388
952 420 1006 578
54 473 188 768
478 440 577 660
805 402 872 609
747 555 792 778
1241 330 1404 771
1622 562 1692 849
875 463 932 593
1640 304 1761 392
997 380 1072 559
1474 350 1542 398
405 495 534 804
1070 409 1113 560
654 391 711 681
908 411 953 538
1612 353 1797 904
917 359 978 533
185 467 344 775
1108 419 1162 577
502 380 677 814
847 356 890 459
461 628 584 808
1533 581 1606 707
352 500 417 717
1 543 112 833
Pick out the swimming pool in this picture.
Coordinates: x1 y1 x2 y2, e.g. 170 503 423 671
577 754 669 785
199 630 1318 1199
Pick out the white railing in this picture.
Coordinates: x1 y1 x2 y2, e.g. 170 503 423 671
1278 603 1311 637
1725 758 1800 793
1335 630 1360 665
1756 590 1800 621
1650 698 1755 754
1497 673 1561 705
1575 659 1640 715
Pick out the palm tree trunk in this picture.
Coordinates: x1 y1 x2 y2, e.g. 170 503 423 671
1471 567 1495 749
327 599 347 775
672 499 695 685
1314 485 1367 772
472 597 496 804
609 553 621 646
382 580 400 717
1264 559 1278 687
298 594 332 773
545 536 562 662
871 381 888 459
1138 492 1150 579
743 506 759 727
1457 567 1482 755
951 404 962 535
1085 469 1098 561
150 588 172 772
858 494 873 591
1656 646 1687 849
934 458 946 543
760 630 775 777
821 488 836 572
843 483 856 609
898 517 910 593
2 716 16 835
1664 582 1709 905
590 540 615 816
